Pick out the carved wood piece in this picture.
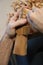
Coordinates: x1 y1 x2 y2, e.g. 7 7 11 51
13 35 27 56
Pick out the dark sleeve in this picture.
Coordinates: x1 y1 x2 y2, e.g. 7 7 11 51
27 35 43 55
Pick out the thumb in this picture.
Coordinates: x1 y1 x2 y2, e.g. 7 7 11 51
27 10 35 22
27 10 38 31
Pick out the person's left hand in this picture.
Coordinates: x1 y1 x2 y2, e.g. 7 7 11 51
8 8 27 28
7 8 27 36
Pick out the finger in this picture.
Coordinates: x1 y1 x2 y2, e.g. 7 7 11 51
14 8 22 20
27 10 35 22
13 18 27 27
16 18 27 25
9 11 20 21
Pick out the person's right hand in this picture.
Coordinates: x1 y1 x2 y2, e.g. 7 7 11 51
27 6 43 33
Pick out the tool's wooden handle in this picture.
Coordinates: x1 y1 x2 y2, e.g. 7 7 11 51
13 35 27 56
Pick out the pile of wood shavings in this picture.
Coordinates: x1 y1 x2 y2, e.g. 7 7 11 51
11 0 43 18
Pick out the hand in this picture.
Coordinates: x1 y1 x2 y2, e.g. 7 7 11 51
27 7 43 32
8 8 27 28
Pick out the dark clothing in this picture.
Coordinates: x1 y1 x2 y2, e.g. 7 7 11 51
9 34 43 65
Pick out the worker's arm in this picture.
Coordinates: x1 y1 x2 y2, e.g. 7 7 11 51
0 33 13 65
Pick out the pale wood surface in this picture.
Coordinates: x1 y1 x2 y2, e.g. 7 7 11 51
13 35 27 56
